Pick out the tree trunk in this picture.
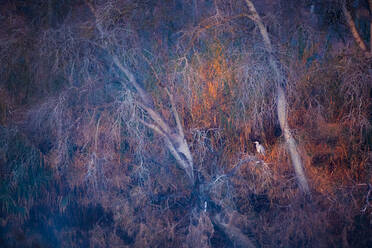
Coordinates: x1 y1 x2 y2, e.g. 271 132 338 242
112 57 195 183
244 0 310 193
343 4 367 51
87 1 195 184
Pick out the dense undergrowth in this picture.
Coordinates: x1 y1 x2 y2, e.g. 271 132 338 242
0 0 371 247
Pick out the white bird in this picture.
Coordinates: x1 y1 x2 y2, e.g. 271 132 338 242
253 141 266 156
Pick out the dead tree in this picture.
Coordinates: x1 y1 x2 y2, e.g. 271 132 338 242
86 1 259 246
112 56 195 183
342 3 367 51
244 0 310 194
343 0 372 53
86 1 194 183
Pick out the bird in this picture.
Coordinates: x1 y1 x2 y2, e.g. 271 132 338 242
253 141 266 156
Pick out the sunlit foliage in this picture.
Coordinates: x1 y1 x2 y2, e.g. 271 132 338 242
0 0 371 247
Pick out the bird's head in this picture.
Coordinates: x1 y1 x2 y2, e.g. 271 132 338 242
253 141 259 145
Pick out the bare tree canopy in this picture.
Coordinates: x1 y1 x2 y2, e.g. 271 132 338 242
0 0 371 247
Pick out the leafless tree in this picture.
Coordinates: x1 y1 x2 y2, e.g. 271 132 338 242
1 1 371 247
243 0 310 194
85 0 196 183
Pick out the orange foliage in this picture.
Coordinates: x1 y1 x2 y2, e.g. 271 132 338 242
190 43 233 128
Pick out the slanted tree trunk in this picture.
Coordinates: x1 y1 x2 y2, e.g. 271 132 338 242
86 1 195 183
342 3 367 51
112 57 195 183
86 2 260 246
244 0 310 194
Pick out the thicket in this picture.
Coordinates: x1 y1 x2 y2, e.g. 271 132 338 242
0 0 371 247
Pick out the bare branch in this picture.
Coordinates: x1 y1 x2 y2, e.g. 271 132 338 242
85 0 195 183
138 119 167 138
136 101 172 135
165 88 184 139
113 55 153 106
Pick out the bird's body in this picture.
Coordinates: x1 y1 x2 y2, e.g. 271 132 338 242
254 141 265 156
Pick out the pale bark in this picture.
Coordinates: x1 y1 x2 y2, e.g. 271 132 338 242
277 88 309 193
113 56 195 183
87 1 195 183
244 0 310 193
343 4 367 51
